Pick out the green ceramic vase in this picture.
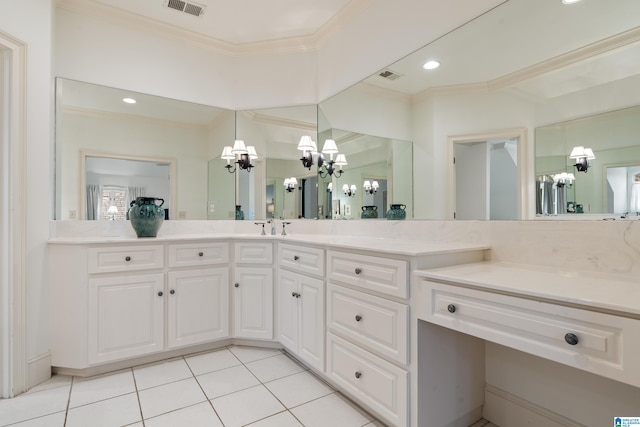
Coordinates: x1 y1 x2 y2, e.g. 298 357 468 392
361 205 378 219
386 204 407 220
128 197 165 238
235 205 245 220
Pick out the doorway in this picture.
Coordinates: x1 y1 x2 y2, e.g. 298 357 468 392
0 32 27 398
450 129 528 220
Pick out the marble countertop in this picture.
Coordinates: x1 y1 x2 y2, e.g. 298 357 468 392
48 233 489 257
416 262 640 316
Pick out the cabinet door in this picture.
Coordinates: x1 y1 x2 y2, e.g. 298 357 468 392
233 267 273 339
298 275 325 371
88 274 164 364
167 268 230 349
277 269 299 352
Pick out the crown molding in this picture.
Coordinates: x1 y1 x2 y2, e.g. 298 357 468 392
56 0 374 58
488 26 640 92
62 105 212 130
242 111 317 131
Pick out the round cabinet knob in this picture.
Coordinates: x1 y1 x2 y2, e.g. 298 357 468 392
447 304 456 313
355 315 362 322
354 371 362 379
170 290 175 295
157 291 163 296
294 255 299 261
354 268 362 275
125 256 131 262
564 333 579 346
198 252 204 257
234 283 239 288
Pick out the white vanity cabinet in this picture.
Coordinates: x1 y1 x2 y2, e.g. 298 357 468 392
277 243 325 371
49 240 232 372
88 273 165 364
232 241 273 340
326 249 410 427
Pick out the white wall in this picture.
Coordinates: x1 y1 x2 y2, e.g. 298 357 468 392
0 0 53 388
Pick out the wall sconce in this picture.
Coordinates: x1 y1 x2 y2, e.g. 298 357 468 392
283 177 298 192
327 182 333 192
553 172 575 188
569 146 595 172
318 139 348 178
107 205 118 220
363 180 379 194
343 184 356 197
297 136 318 170
221 140 258 173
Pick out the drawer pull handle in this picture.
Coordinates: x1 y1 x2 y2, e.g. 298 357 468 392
294 255 300 261
292 292 296 297
355 315 362 322
354 268 362 275
157 291 163 296
125 256 131 262
198 252 204 257
293 292 300 298
234 283 239 288
170 290 175 295
564 333 579 346
354 371 362 379
447 304 456 313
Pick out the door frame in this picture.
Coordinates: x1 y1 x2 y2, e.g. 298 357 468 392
0 31 27 398
448 128 531 220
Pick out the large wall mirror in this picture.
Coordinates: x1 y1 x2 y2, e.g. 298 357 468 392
56 0 640 222
55 78 235 220
319 0 640 220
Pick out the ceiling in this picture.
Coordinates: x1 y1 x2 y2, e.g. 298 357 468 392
79 0 368 45
363 0 640 98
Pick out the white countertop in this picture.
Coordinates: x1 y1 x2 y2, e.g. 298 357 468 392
48 233 489 257
416 262 640 316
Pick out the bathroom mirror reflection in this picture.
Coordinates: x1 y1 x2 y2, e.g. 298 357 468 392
535 105 640 216
55 78 235 220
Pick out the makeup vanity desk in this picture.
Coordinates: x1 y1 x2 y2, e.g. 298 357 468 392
414 262 640 425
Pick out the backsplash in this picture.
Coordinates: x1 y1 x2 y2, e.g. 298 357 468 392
50 219 640 277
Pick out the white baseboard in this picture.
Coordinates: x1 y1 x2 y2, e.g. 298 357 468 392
484 384 586 427
28 352 51 390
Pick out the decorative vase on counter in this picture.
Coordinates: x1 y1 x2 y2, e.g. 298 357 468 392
128 197 165 238
386 204 407 220
235 205 245 220
360 205 378 219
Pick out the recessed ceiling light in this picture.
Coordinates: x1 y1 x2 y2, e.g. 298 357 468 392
562 0 582 4
423 60 440 70
122 97 136 104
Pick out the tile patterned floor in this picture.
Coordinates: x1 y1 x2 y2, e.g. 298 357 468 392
0 346 385 427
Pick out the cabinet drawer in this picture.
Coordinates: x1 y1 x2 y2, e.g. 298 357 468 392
88 245 164 274
327 284 408 364
327 251 407 298
420 280 640 388
327 333 408 427
169 242 228 268
235 242 273 264
279 244 324 277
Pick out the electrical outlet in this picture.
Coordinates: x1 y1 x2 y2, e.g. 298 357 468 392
178 211 186 219
69 210 77 219
208 201 215 214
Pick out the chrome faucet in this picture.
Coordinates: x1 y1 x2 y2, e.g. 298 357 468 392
267 219 276 235
282 221 291 236
254 222 266 235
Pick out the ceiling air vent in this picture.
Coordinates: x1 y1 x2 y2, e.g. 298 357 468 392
378 70 403 81
164 0 206 17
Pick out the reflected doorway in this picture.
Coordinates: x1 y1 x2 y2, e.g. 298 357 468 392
450 129 526 220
